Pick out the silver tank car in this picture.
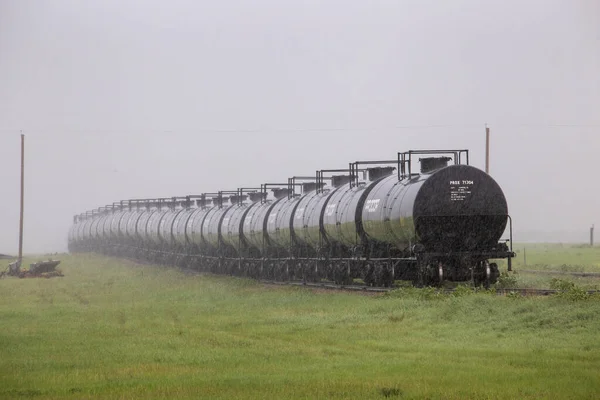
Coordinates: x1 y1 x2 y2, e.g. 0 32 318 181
135 209 157 243
322 168 394 248
242 190 288 253
89 215 102 242
266 195 302 249
109 210 125 240
291 184 327 248
78 218 90 243
124 210 143 242
101 212 114 240
202 199 232 249
156 207 181 246
173 208 195 247
187 206 212 248
146 208 165 245
97 213 110 241
221 197 251 252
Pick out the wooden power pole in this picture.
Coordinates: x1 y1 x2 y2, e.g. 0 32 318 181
18 133 25 264
485 125 490 174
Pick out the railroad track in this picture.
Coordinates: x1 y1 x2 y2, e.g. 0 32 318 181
519 269 600 278
259 280 600 296
115 254 600 297
260 280 391 293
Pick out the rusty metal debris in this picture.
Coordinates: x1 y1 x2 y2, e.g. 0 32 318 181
1 260 62 279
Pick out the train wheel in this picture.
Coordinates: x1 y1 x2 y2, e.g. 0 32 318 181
489 262 499 284
413 261 426 287
363 263 376 286
334 262 351 285
381 262 395 287
484 261 491 289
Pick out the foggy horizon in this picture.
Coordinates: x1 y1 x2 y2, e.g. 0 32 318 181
1 0 598 254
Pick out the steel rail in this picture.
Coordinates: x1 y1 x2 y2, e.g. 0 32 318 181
95 246 600 297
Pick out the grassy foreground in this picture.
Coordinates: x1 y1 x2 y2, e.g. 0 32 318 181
1 253 600 399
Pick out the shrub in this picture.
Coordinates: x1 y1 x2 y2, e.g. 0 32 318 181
549 278 575 291
418 286 445 301
452 285 474 297
379 387 403 398
496 272 518 289
550 278 590 301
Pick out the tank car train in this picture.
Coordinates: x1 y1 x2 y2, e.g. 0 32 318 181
68 149 515 287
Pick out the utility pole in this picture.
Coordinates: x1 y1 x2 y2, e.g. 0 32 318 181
18 133 25 265
591 225 595 247
485 125 490 174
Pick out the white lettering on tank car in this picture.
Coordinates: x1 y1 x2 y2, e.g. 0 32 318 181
450 180 474 185
325 204 337 216
268 212 277 223
365 199 381 212
295 208 305 219
449 180 474 201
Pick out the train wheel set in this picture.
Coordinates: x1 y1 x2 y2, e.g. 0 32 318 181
68 149 515 288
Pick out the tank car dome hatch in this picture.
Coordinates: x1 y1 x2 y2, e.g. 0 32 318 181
367 167 395 181
272 188 291 199
181 198 192 208
248 192 266 202
229 195 247 204
196 198 209 208
419 157 452 174
213 197 228 206
331 175 351 188
302 182 318 193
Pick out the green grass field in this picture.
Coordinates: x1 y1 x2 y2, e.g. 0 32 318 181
1 250 600 399
509 243 600 272
495 243 600 290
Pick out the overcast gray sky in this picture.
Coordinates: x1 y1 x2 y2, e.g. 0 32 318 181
1 0 599 253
